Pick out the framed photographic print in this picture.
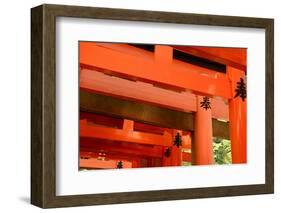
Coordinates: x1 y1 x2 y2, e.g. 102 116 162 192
31 4 274 208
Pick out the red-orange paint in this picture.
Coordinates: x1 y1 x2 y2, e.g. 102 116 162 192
228 67 247 163
193 96 214 165
80 42 232 99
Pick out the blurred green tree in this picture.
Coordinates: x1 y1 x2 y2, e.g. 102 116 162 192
213 138 232 164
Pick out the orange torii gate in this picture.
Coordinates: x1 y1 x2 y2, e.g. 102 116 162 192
79 42 247 165
80 117 191 167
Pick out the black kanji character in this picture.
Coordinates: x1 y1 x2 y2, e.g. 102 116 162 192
173 132 182 148
117 160 123 169
200 96 211 110
164 148 171 158
234 78 246 101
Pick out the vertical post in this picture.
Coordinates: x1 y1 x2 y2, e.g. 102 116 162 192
193 96 214 165
170 130 182 166
154 45 172 73
227 66 247 163
123 119 134 131
132 160 139 168
147 158 153 167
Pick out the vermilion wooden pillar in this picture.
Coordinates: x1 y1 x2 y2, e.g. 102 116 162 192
193 96 214 165
154 45 173 74
132 160 139 168
170 130 182 166
227 66 247 163
123 119 134 131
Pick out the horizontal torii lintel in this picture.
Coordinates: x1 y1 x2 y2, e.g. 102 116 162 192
172 46 247 71
80 158 132 169
80 140 163 158
80 42 232 99
80 90 230 139
80 120 173 146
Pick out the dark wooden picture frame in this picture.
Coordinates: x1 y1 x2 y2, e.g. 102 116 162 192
31 4 274 208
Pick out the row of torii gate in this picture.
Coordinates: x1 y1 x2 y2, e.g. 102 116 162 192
79 42 247 169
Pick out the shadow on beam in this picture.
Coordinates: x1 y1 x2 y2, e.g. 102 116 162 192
80 90 229 139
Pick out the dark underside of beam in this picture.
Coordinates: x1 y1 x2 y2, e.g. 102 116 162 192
80 90 230 139
172 49 226 73
129 44 226 73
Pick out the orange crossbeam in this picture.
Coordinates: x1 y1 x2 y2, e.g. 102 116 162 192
80 68 229 120
80 138 163 158
172 46 247 71
80 120 173 146
80 158 132 169
80 151 150 161
80 42 232 99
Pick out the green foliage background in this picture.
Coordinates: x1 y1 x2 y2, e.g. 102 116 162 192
213 137 232 164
